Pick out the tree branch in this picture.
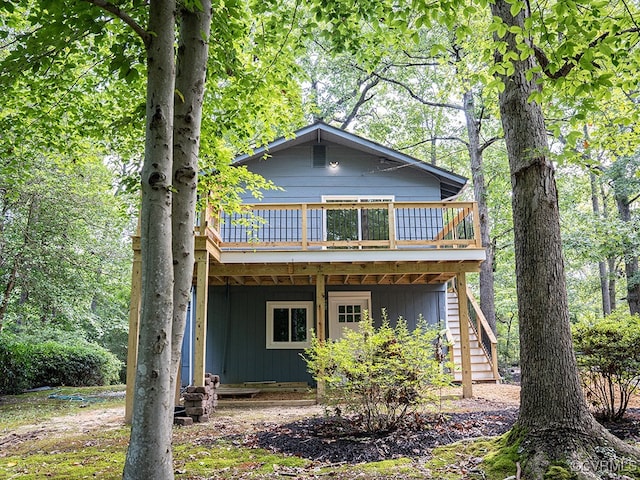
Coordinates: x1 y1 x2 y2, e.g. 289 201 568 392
479 136 503 153
371 71 464 111
340 76 380 129
534 28 640 80
83 0 150 46
397 136 468 151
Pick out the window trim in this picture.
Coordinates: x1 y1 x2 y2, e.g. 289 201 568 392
266 301 314 349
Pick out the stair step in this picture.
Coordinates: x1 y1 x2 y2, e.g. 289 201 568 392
452 362 494 372
447 291 497 382
454 371 498 381
453 357 492 366
452 348 485 356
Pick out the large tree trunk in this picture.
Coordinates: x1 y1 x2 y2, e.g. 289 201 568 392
490 0 639 476
615 195 640 315
463 90 496 334
123 1 176 478
170 0 212 401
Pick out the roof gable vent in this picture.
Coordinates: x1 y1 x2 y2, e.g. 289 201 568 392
313 145 326 168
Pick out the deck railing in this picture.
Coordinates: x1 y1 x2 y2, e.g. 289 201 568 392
200 201 481 251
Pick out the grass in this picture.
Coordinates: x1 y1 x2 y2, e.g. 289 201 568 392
0 384 126 431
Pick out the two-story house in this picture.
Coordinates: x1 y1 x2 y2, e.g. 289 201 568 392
126 122 498 417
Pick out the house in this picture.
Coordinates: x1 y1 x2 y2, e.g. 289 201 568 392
125 122 498 419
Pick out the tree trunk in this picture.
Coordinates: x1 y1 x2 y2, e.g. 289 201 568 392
615 195 640 315
0 196 36 331
601 182 618 310
0 260 18 330
170 0 212 401
589 170 611 315
123 1 176 478
608 256 617 310
463 90 497 334
490 0 639 476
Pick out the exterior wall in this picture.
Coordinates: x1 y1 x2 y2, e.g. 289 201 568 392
239 142 442 203
205 283 446 385
206 285 316 385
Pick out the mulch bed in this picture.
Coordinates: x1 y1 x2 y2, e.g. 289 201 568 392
234 408 640 464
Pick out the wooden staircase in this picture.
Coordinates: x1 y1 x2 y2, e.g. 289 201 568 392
446 291 500 383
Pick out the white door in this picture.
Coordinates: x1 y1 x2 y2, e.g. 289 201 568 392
328 291 372 340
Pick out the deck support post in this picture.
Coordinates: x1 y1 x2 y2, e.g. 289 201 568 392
124 251 142 424
456 272 473 398
193 250 210 387
315 273 326 402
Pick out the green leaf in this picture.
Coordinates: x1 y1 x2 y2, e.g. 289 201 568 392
510 1 522 17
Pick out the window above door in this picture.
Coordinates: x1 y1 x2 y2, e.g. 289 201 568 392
322 195 394 246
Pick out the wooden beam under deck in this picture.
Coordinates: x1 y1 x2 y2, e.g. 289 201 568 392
193 250 210 387
456 272 473 399
204 258 480 286
208 259 481 278
124 250 142 424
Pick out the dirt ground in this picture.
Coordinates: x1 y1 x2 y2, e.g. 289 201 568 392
2 383 639 458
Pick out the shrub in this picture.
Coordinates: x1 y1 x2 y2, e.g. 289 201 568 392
0 335 122 394
572 309 640 421
302 311 452 432
0 337 33 394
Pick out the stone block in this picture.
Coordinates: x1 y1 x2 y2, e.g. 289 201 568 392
174 416 194 426
183 392 206 401
186 407 205 416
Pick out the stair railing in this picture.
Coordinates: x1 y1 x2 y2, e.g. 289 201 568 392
465 287 499 380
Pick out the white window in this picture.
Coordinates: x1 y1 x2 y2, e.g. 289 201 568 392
322 195 394 245
266 301 314 349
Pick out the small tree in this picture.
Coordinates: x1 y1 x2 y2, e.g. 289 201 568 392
573 309 640 421
303 311 451 433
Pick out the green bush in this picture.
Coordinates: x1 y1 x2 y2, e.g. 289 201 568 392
303 311 452 433
0 336 122 394
572 309 640 421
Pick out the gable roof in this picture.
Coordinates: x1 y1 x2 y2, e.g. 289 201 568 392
234 122 468 199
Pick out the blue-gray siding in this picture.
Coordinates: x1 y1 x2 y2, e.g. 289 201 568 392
239 143 442 204
205 284 446 384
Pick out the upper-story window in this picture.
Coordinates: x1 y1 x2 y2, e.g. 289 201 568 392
322 195 394 245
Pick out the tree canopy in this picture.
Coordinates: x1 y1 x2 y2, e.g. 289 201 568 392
3 0 640 477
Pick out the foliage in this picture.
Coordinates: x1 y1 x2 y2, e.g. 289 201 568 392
0 155 132 364
572 309 640 421
0 334 122 394
303 311 451 433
